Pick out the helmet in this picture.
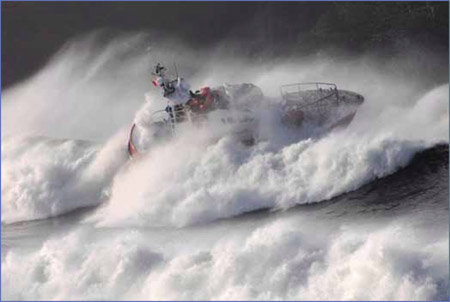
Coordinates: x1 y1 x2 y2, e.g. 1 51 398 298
152 76 164 87
155 63 166 76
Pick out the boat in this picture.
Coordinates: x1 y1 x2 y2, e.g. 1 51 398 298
127 82 364 158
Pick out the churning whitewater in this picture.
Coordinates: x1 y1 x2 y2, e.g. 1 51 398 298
1 35 449 300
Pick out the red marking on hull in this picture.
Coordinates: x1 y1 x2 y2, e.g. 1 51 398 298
127 124 138 158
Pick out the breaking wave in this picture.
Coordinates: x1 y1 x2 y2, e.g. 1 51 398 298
1 35 448 226
1 132 128 224
2 216 448 300
1 33 448 302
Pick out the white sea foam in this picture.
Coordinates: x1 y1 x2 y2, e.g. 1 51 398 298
91 82 447 227
1 34 448 225
2 216 448 300
1 34 448 301
1 131 129 224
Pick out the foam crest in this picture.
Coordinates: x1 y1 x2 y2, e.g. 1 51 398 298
92 128 426 227
1 230 163 300
2 33 448 225
1 131 128 224
2 218 447 300
92 81 449 227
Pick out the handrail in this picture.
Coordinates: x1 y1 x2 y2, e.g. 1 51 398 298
151 109 170 119
280 82 339 111
150 105 190 134
280 82 337 98
281 82 337 87
280 82 337 100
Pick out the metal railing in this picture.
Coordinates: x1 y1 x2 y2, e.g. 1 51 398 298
280 82 339 110
151 105 192 135
151 110 171 123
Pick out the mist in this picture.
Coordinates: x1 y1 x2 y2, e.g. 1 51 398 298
1 12 448 299
1 32 448 225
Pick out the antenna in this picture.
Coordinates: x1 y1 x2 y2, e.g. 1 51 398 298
173 62 179 79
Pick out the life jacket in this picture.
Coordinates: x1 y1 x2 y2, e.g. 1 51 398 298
199 87 214 110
